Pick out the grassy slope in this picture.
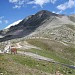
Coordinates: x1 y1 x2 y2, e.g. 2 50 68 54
0 54 75 75
0 39 75 75
26 39 75 65
0 54 50 75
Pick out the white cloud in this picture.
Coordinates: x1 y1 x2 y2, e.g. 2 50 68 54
4 20 9 24
9 0 29 8
27 0 57 7
13 5 21 8
52 10 63 14
9 0 19 3
5 20 22 29
50 0 57 4
27 0 50 7
57 0 75 11
0 16 9 24
9 0 57 8
52 11 56 13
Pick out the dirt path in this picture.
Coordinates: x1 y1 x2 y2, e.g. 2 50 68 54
16 42 41 50
18 51 55 62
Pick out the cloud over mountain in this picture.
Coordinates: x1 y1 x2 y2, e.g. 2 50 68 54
9 0 57 8
57 0 75 11
5 20 22 29
27 0 57 7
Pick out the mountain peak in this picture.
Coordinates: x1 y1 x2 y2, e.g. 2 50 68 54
37 10 52 13
36 10 61 17
36 10 52 16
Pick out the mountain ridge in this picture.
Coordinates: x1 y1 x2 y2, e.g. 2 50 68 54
0 10 75 43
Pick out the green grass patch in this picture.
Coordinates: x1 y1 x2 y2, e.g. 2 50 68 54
63 47 75 62
0 54 75 75
11 54 75 75
22 48 73 65
11 54 54 73
26 39 73 65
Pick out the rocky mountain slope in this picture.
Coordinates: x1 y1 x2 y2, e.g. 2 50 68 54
0 10 75 43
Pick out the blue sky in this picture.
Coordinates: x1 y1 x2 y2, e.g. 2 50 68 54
0 0 75 30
